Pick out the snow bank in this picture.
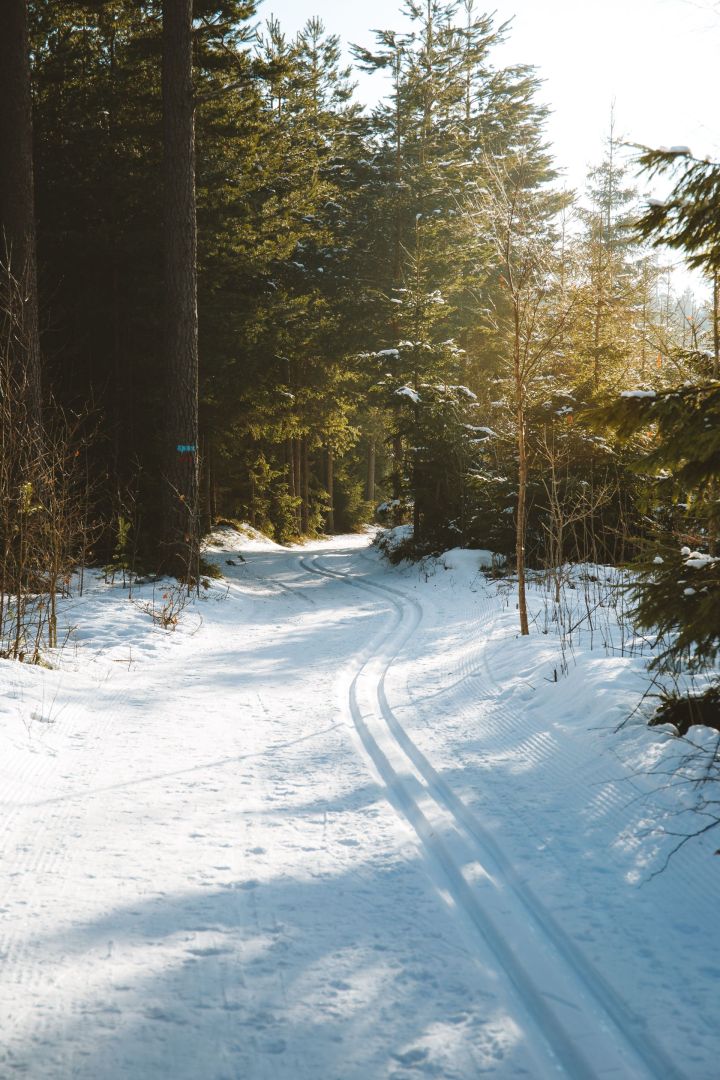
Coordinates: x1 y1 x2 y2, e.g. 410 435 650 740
374 523 413 556
441 547 497 572
204 521 282 553
1 536 719 1078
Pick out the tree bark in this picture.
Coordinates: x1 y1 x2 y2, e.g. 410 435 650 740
711 273 720 555
366 441 376 504
514 354 530 635
292 438 301 531
326 446 335 533
392 432 403 526
0 0 43 437
161 0 199 579
412 399 421 542
200 437 212 535
300 438 310 533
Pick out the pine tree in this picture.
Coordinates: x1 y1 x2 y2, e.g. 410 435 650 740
593 381 720 669
0 0 43 435
474 155 571 633
160 0 200 578
571 119 663 396
592 142 720 671
353 3 554 548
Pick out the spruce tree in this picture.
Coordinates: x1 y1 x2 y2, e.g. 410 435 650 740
593 143 720 672
0 0 43 436
160 0 200 578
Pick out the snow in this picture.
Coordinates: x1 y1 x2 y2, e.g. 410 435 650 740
375 523 413 554
684 551 717 570
395 385 421 404
1 531 719 1078
465 425 496 437
205 522 282 553
620 389 656 399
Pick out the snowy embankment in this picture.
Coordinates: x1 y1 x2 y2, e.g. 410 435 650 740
0 527 718 1079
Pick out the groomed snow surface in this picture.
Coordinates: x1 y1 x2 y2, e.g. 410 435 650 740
1 528 718 1079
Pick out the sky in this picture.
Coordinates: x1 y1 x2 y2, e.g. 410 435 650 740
260 0 720 290
260 0 720 182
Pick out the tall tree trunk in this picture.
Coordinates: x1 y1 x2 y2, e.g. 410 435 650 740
516 407 529 635
713 271 719 381
392 431 403 526
300 438 310 534
326 446 335 533
292 438 301 531
286 436 298 531
200 437 212 535
286 438 294 495
0 0 43 437
711 273 720 555
412 399 421 542
366 441 376 504
161 0 199 580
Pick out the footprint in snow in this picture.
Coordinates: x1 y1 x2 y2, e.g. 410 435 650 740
259 1038 286 1055
392 1048 429 1066
186 946 230 958
143 1006 185 1025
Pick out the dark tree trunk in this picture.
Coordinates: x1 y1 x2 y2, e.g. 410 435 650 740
286 437 296 519
292 438 301 531
0 0 43 435
200 437 212 535
160 0 199 579
711 274 720 555
366 441 376 505
300 438 310 534
326 447 335 533
412 400 421 542
514 307 529 636
516 408 529 636
392 431 403 526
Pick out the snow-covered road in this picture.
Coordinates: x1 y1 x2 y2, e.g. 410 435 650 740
1 532 718 1078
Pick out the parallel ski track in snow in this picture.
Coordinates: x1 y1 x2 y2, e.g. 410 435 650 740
298 551 684 1080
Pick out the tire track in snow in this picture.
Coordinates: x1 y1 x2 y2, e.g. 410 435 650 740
299 552 684 1080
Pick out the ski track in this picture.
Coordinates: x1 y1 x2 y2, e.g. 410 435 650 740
2 545 545 1079
299 553 683 1080
0 536 716 1078
352 545 719 1077
368 551 719 1076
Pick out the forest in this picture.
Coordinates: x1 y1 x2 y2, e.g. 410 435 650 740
2 0 720 698
5 3 720 1077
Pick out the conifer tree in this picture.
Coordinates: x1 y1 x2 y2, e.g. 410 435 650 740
354 3 554 547
593 144 720 672
0 0 43 435
160 0 200 578
475 155 571 633
571 121 663 396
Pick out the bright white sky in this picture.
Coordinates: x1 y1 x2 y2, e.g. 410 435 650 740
260 0 720 187
259 0 720 291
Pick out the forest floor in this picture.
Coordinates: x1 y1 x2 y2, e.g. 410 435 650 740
1 528 719 1079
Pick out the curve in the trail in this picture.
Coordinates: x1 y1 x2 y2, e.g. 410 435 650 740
299 550 685 1080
